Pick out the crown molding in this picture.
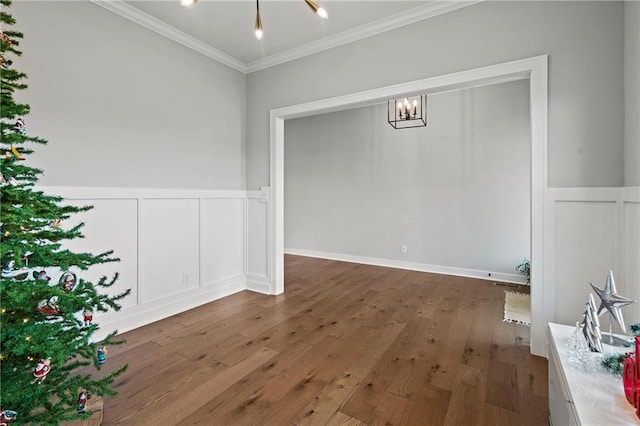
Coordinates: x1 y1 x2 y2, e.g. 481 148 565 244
91 0 480 75
245 1 481 73
90 0 247 73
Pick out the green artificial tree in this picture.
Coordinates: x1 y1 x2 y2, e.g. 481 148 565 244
0 1 130 423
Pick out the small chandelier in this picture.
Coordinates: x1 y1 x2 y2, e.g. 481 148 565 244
388 95 427 129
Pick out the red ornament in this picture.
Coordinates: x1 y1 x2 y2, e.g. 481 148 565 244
623 336 640 419
32 358 52 383
37 297 61 316
83 308 93 326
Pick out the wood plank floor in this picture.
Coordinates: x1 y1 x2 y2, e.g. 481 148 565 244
97 255 549 425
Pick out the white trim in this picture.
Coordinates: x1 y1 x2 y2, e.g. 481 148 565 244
37 186 246 200
529 54 548 359
621 186 640 202
245 1 480 73
89 0 247 73
246 274 271 294
270 55 549 357
285 248 528 285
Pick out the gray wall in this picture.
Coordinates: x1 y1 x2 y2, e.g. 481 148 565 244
625 1 640 186
12 2 246 190
284 81 530 274
248 1 625 190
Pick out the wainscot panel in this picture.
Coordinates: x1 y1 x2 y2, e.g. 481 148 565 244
37 187 259 341
547 186 640 330
622 190 640 325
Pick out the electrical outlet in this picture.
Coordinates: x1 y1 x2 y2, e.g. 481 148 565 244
401 245 408 254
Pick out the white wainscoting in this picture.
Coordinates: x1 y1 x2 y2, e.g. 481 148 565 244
39 187 258 341
545 186 640 329
35 185 640 348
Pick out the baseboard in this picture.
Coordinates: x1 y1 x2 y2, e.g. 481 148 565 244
93 275 246 341
284 248 527 285
246 274 271 294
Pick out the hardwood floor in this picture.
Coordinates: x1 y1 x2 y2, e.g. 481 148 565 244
97 255 549 425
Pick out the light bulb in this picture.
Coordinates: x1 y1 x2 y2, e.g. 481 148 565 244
317 7 328 19
180 0 197 6
255 6 263 40
413 99 418 107
305 0 328 19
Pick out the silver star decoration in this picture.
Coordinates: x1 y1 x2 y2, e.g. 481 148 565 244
589 270 636 333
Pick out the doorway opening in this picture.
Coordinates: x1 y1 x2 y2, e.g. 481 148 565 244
268 56 548 356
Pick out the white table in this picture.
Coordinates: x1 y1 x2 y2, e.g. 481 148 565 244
547 322 639 425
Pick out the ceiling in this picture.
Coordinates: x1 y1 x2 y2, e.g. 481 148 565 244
93 0 477 73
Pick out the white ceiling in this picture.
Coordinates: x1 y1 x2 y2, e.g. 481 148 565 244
94 0 477 73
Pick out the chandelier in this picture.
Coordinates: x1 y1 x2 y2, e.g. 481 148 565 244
179 0 329 40
387 95 427 129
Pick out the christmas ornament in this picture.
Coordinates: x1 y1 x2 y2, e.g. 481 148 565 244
623 336 640 419
49 218 62 230
77 391 87 413
581 293 603 352
10 145 24 160
47 218 62 242
1 260 28 281
567 321 599 371
0 409 17 424
590 270 636 345
32 358 52 383
13 118 26 134
37 296 61 316
59 271 77 292
83 308 93 326
32 270 51 282
97 346 107 365
0 30 11 46
0 55 12 69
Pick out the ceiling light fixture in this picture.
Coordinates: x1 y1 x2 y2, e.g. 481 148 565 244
254 0 263 40
305 0 328 19
179 0 328 39
388 95 427 129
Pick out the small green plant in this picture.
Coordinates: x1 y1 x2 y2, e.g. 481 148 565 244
516 258 530 284
601 323 640 377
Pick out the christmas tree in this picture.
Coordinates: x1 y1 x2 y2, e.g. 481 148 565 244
1 1 130 423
